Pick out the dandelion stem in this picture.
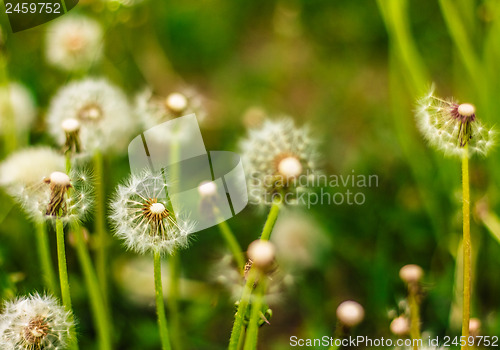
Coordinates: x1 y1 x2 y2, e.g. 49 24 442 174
154 251 172 350
93 150 109 309
461 145 471 350
73 224 112 350
168 252 182 350
217 219 245 271
242 273 266 350
408 283 421 350
259 197 281 241
35 221 58 295
56 218 79 350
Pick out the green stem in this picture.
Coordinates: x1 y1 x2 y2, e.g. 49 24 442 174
259 198 281 241
154 251 172 350
228 269 257 350
73 224 112 350
35 221 58 295
217 219 245 271
461 145 471 350
168 252 182 350
56 218 79 350
93 151 109 309
408 284 421 350
242 274 266 350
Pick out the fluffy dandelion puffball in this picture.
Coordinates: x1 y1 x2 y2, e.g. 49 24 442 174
47 78 136 153
110 170 195 255
45 15 103 71
0 294 73 350
0 147 65 197
416 86 495 157
0 82 37 136
336 300 364 327
134 88 206 130
240 118 318 206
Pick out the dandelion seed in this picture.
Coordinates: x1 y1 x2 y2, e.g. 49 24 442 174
240 118 319 206
110 170 195 255
0 82 37 136
45 15 103 71
416 86 496 157
0 294 74 350
47 79 136 153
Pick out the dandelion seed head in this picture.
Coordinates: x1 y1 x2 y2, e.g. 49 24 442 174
0 82 37 135
399 264 424 284
47 78 136 153
416 86 496 157
240 118 318 206
0 294 74 350
110 170 195 255
45 15 103 71
336 300 364 327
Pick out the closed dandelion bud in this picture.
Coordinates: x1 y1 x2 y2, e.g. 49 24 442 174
0 294 74 350
0 82 37 136
47 79 136 154
110 170 195 255
240 118 319 206
336 300 364 327
390 316 410 336
45 15 103 72
416 86 496 157
399 264 424 284
247 240 276 270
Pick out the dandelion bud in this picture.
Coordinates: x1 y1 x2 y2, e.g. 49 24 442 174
390 316 410 336
62 118 82 154
247 240 275 270
165 92 188 114
0 294 74 349
399 264 424 284
336 300 364 327
198 181 217 197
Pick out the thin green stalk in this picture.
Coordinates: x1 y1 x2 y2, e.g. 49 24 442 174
0 52 17 154
228 268 257 350
35 221 58 295
168 252 182 350
217 219 245 271
408 284 421 350
93 151 109 309
259 198 281 241
461 146 471 350
242 274 266 350
55 218 79 350
154 251 172 350
73 224 112 350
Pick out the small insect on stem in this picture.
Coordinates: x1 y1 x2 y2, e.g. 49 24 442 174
44 171 72 217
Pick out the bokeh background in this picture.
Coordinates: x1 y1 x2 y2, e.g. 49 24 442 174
1 0 500 349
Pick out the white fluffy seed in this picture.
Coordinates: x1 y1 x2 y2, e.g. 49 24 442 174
150 202 166 214
399 264 424 284
166 93 188 113
336 300 364 327
198 181 217 197
278 156 302 178
49 172 71 186
247 240 275 269
458 103 476 117
61 118 80 133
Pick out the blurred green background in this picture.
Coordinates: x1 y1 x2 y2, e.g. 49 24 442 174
1 0 500 349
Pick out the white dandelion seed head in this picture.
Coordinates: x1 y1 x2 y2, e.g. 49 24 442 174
0 294 74 350
45 15 103 72
14 167 93 224
0 82 37 135
416 86 496 157
240 118 319 206
336 300 364 327
134 87 207 131
47 78 136 153
0 147 66 197
110 170 196 255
